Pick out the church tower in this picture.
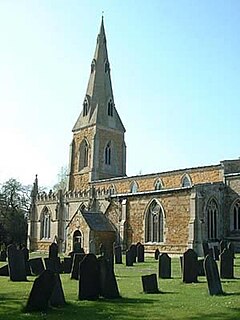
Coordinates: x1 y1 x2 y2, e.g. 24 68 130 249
68 18 126 191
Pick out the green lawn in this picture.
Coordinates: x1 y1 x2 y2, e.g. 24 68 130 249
0 255 240 320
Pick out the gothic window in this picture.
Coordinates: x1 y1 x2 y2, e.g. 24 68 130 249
91 59 96 73
130 181 138 193
83 98 89 116
105 141 111 165
79 139 89 171
232 200 240 230
145 200 164 243
41 208 51 239
108 99 114 117
181 174 191 187
154 179 162 190
207 199 218 239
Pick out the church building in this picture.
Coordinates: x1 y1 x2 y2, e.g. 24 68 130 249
28 18 240 256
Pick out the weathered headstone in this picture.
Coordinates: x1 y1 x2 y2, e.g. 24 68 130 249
63 257 72 273
22 246 31 276
182 249 198 283
98 256 120 299
142 274 159 293
25 270 57 312
126 249 133 266
129 244 137 263
49 242 58 259
114 245 122 264
29 257 45 276
158 253 171 279
220 248 234 279
197 259 205 276
204 254 223 295
71 253 85 280
79 254 100 300
49 273 66 307
227 242 235 259
154 249 160 260
137 243 144 263
202 241 209 257
7 244 27 281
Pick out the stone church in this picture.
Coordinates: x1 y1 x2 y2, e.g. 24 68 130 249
28 18 240 256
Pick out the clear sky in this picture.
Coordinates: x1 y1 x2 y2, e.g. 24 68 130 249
0 1 240 189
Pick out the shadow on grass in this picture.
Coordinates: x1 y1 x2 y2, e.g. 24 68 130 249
188 309 240 320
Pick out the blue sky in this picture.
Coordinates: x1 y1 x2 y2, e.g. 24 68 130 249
0 1 240 188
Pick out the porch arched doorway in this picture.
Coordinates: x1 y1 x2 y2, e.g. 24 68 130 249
73 230 82 248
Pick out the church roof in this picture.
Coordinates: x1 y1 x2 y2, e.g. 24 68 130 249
72 17 125 133
82 211 115 232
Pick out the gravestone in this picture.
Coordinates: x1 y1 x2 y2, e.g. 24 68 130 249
197 259 205 276
29 257 45 276
126 249 133 266
44 257 62 273
0 264 9 276
204 254 223 295
99 243 106 256
220 248 234 279
22 246 31 276
154 249 160 260
202 241 209 257
212 246 220 261
25 270 57 312
142 274 159 293
114 245 122 264
71 253 85 280
0 250 7 262
137 243 144 263
7 244 27 281
158 253 171 279
220 240 227 254
182 249 198 283
49 273 66 307
63 257 72 273
49 243 58 259
98 256 120 299
227 242 235 259
129 244 137 263
79 254 100 300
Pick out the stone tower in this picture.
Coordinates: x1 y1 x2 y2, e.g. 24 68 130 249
68 18 126 191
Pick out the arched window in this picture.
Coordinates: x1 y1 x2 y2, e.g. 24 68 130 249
91 59 96 73
107 184 116 195
154 179 162 190
83 98 89 116
79 139 89 170
181 174 191 187
130 181 138 193
105 141 111 165
107 99 114 117
41 207 51 239
145 200 164 243
207 199 218 239
105 60 110 73
232 200 240 230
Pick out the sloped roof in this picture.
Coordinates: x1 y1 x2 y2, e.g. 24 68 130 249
82 212 115 232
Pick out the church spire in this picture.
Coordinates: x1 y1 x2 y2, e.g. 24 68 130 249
72 18 125 133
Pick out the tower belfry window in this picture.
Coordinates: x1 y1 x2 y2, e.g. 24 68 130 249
105 141 111 165
79 139 89 170
108 99 114 117
105 60 110 73
83 98 89 116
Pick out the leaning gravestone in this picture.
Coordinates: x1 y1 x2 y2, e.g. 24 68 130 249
49 273 66 307
158 253 171 279
182 249 198 283
220 248 234 279
98 256 120 299
49 243 58 259
29 257 45 276
126 249 133 266
204 254 223 296
71 253 85 280
154 249 160 260
202 241 209 257
79 254 100 300
25 270 57 312
142 274 159 293
129 244 137 263
137 243 144 263
114 245 122 264
7 244 27 281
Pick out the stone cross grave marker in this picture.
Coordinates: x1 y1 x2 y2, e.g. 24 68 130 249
158 253 171 279
49 273 66 307
49 242 58 259
29 257 45 276
204 254 223 296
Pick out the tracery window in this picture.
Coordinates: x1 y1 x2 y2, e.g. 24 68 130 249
79 139 89 170
41 208 51 239
207 199 218 239
145 200 164 243
233 200 240 230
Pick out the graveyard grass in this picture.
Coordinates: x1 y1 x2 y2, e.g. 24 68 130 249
1 255 240 320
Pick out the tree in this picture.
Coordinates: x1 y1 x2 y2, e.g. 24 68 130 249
0 178 31 246
53 166 68 192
